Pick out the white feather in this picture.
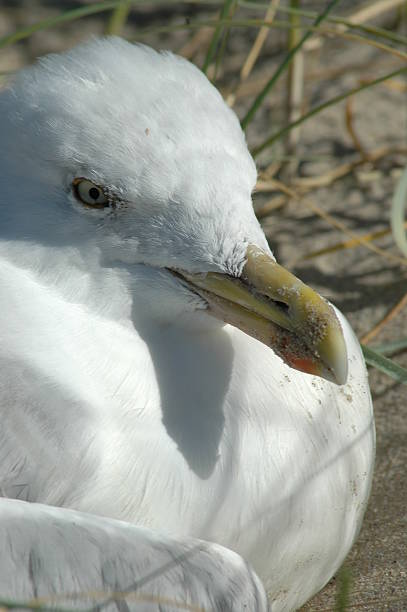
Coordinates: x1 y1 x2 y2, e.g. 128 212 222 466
0 498 268 611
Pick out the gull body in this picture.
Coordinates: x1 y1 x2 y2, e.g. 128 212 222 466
0 38 374 610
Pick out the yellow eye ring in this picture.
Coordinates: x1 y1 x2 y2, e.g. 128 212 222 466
72 178 109 208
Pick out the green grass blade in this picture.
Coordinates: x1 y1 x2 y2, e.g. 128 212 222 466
252 65 407 157
213 0 238 81
362 345 407 384
240 0 341 130
202 0 237 74
335 565 352 612
105 0 132 35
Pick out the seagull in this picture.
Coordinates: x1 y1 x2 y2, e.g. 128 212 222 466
0 37 374 611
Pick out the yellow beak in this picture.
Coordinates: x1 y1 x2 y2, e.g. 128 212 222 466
176 245 348 385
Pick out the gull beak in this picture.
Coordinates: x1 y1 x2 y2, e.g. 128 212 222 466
176 245 348 385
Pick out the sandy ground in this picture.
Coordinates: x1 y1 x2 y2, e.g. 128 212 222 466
0 2 406 610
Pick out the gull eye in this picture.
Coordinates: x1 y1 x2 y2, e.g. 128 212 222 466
73 178 109 208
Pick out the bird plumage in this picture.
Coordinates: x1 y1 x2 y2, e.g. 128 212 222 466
0 498 268 611
0 37 374 611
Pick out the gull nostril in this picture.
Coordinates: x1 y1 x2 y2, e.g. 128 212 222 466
270 299 289 313
253 291 290 314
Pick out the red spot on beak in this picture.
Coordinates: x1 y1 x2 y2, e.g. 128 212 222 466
286 355 319 376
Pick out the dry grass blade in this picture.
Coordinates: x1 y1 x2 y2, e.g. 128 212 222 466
226 0 280 107
0 590 205 612
286 0 304 159
178 27 214 59
383 78 407 92
291 145 407 189
240 0 280 80
345 98 368 159
256 194 287 218
257 143 407 190
259 160 283 179
300 200 407 267
345 0 406 26
255 179 282 192
301 222 407 261
360 293 407 344
262 179 407 267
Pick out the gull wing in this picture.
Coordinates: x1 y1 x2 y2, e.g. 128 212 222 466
0 498 269 612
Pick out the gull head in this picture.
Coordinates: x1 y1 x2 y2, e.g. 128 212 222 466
0 37 347 384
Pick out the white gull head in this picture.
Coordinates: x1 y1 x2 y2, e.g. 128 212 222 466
0 38 269 323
